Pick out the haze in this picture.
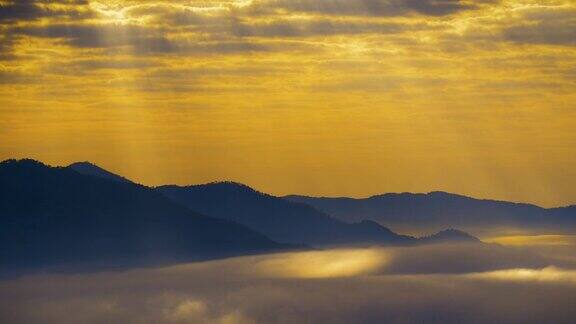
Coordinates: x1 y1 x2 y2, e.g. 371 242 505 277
4 241 576 324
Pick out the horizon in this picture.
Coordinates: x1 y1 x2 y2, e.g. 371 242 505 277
3 157 575 209
4 151 574 208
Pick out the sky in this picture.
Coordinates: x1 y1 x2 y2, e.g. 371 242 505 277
0 0 575 207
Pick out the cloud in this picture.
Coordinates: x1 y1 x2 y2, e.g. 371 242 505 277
12 23 165 48
69 58 160 70
232 19 410 37
1 0 567 66
499 6 576 46
0 32 15 60
0 0 93 23
246 0 488 17
504 22 576 47
121 3 229 26
0 70 40 84
1 243 576 323
9 23 271 55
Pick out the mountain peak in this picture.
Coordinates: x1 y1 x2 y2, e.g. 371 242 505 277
69 161 97 168
201 181 255 190
162 181 268 199
427 191 459 197
0 159 61 178
0 158 50 168
68 161 132 184
420 229 480 243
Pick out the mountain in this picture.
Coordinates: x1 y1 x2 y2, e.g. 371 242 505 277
68 161 133 184
67 163 479 246
62 161 481 246
419 229 480 244
285 192 576 235
0 159 291 272
157 182 416 246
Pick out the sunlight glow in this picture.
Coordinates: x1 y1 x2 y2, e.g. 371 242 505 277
468 267 576 283
485 235 576 246
255 248 389 279
90 2 126 21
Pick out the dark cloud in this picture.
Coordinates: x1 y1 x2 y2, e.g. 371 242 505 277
0 0 44 23
0 31 15 60
0 70 40 84
120 5 413 38
403 0 476 16
504 22 576 46
10 23 271 55
12 24 159 48
247 0 489 17
0 0 496 61
232 19 409 37
0 0 93 24
502 7 576 46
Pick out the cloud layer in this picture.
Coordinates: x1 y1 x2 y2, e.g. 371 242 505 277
2 242 576 323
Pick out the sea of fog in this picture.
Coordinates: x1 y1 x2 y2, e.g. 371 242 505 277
2 237 576 324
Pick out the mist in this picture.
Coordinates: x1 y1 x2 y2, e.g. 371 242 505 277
2 241 576 324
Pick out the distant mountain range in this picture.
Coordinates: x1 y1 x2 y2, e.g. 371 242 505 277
0 159 291 272
157 182 415 246
70 162 476 247
285 192 576 235
9 158 545 273
156 183 481 245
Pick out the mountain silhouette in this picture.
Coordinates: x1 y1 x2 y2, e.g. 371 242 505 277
285 191 576 235
60 162 480 246
157 182 417 246
419 229 480 243
0 159 291 272
68 161 133 184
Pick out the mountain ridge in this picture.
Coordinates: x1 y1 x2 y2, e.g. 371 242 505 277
68 161 134 184
156 181 477 246
62 160 473 245
59 159 563 238
62 163 480 246
284 192 575 235
157 181 417 246
63 157 576 211
286 191 553 209
0 159 294 272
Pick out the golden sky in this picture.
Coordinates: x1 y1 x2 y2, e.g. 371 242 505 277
1 0 575 206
